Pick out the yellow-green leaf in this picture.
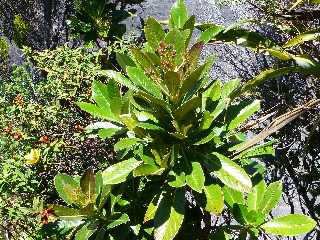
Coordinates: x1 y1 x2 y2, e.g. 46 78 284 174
204 184 224 215
101 158 142 185
185 162 205 193
261 214 316 236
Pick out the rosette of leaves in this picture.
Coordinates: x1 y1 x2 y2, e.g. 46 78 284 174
77 0 316 239
211 178 316 239
52 169 132 239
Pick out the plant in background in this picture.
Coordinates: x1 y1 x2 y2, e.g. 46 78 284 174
75 0 316 239
51 169 132 239
0 46 113 239
0 36 10 77
69 0 143 42
13 15 30 47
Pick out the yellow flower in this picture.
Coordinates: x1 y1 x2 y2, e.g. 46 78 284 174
25 149 41 165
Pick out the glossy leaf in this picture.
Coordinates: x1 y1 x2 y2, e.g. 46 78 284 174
106 213 130 230
185 162 205 193
53 205 86 222
77 102 115 122
75 223 97 240
259 181 282 215
145 17 166 50
198 26 224 43
102 70 138 91
247 179 266 212
54 173 80 205
116 52 136 73
206 153 252 193
283 32 320 48
261 214 316 236
154 189 185 240
233 141 276 160
144 194 164 223
127 66 162 98
133 164 164 177
92 80 121 117
168 171 186 188
80 169 96 203
228 100 260 130
203 184 224 215
101 158 142 185
170 0 188 29
114 138 141 151
223 186 244 208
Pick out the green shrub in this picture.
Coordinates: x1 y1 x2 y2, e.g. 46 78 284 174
0 46 113 239
50 1 316 239
13 15 30 47
0 36 10 77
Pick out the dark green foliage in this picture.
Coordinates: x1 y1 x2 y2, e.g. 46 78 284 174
69 0 143 41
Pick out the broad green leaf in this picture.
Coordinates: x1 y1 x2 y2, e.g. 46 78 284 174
182 15 196 46
221 79 240 99
75 222 97 240
154 189 185 240
163 71 181 100
131 48 157 74
168 171 186 188
54 174 80 205
53 205 86 222
259 181 282 215
127 66 162 98
205 153 252 193
101 70 138 91
174 96 202 120
203 184 224 215
92 80 121 116
184 42 203 77
201 100 227 129
247 179 266 212
101 158 142 185
223 186 244 208
194 127 223 146
233 141 276 160
179 64 206 98
232 203 249 225
228 100 261 131
114 138 141 151
266 49 292 60
98 128 120 139
261 214 316 236
283 32 320 48
116 52 136 73
106 213 130 229
145 17 166 50
198 26 224 43
204 79 222 102
133 164 164 177
77 102 115 122
185 162 205 193
170 0 188 29
80 169 96 203
144 194 164 223
234 66 301 98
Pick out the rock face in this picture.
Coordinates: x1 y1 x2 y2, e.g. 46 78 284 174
0 0 72 50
